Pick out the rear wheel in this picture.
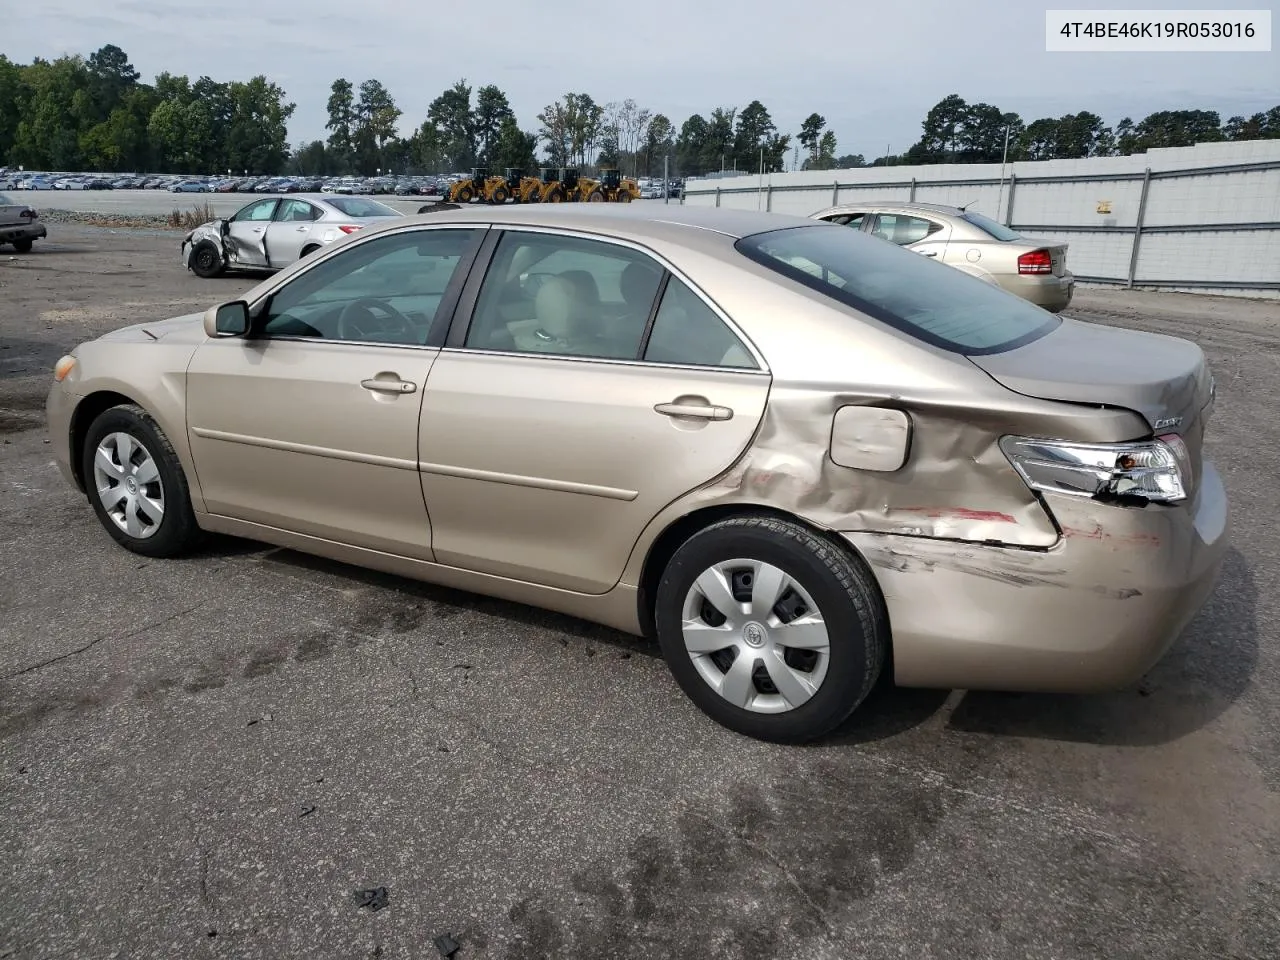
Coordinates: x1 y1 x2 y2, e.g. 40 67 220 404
189 240 224 278
490 186 509 204
82 404 203 558
456 186 474 203
617 191 633 203
587 189 605 202
13 238 33 252
546 187 565 203
300 244 321 258
654 516 886 743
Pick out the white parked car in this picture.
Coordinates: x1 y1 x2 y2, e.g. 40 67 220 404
180 194 405 277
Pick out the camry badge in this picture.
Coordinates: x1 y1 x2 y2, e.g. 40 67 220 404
1154 416 1183 429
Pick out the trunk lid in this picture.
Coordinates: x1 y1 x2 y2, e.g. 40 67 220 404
969 317 1214 486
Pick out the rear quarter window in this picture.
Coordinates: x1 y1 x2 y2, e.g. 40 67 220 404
736 224 1058 355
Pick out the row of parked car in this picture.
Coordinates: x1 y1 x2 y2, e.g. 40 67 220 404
0 169 454 197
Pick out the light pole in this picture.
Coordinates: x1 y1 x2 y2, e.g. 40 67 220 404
995 124 1012 222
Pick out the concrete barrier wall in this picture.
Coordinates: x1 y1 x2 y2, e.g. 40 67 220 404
682 140 1280 299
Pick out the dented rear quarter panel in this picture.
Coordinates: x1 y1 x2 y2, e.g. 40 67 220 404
619 256 1152 586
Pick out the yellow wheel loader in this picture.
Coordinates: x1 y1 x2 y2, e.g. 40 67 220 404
447 167 514 204
514 169 544 203
538 167 579 203
597 169 640 202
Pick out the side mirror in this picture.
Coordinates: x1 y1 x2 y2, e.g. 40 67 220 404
204 300 250 338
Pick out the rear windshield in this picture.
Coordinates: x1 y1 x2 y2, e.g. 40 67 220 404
961 211 1022 241
735 224 1058 355
324 197 401 218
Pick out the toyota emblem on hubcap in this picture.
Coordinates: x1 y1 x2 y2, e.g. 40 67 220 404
743 621 767 647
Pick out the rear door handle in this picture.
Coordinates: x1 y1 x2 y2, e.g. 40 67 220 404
361 377 417 394
654 400 733 421
919 250 937 257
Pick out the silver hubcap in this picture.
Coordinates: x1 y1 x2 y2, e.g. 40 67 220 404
681 559 831 714
93 432 165 539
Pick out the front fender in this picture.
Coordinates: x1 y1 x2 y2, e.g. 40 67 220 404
55 338 208 512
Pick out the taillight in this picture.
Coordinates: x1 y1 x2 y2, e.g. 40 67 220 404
1017 249 1052 275
1000 435 1188 504
338 224 362 234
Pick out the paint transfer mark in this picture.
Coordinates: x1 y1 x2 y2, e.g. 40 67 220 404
900 507 1017 523
1062 524 1162 548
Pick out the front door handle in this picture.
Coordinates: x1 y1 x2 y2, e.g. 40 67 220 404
919 250 937 257
296 226 308 232
654 399 733 421
361 377 417 395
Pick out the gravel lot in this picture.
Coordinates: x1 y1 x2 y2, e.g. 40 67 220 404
1 225 1278 960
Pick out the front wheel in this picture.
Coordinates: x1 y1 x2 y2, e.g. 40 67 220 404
12 238 33 252
82 404 203 558
189 240 224 278
654 516 887 743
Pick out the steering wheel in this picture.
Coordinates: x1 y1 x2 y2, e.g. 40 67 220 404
336 297 417 343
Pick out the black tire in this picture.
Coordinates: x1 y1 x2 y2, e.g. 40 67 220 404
13 238 33 253
654 515 887 743
300 244 321 258
82 404 204 558
457 186 474 203
189 240 224 278
587 189 605 202
617 191 633 203
546 187 565 203
490 186 509 204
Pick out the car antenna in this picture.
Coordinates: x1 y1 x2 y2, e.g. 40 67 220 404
957 198 978 211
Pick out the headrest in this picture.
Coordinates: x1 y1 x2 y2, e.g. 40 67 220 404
534 275 577 339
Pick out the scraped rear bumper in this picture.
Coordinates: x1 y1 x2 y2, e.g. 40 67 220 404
846 461 1229 692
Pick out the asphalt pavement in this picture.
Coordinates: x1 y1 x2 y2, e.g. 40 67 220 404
1 226 1278 959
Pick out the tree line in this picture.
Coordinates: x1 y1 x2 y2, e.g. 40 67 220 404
1 46 1276 178
889 93 1280 166
0 46 293 175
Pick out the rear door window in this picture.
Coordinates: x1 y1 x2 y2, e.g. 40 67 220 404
642 277 756 369
869 214 943 246
736 225 1058 355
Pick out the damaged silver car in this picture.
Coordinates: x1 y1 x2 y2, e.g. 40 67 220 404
50 205 1227 742
180 194 403 278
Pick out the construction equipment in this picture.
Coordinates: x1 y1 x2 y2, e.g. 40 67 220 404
447 167 516 204
574 173 607 202
509 168 544 203
597 169 641 203
537 167 580 203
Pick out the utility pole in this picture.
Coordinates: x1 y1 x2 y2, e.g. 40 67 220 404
757 146 765 210
664 155 670 204
995 124 1012 221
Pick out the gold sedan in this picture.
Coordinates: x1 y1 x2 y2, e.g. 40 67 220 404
46 205 1227 742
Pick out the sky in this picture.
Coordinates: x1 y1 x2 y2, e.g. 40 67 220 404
8 0 1278 163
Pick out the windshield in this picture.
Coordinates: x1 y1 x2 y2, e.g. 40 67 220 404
961 211 1022 242
736 225 1059 355
323 196 401 218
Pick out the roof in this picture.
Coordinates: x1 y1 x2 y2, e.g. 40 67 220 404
821 199 969 216
402 202 821 242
